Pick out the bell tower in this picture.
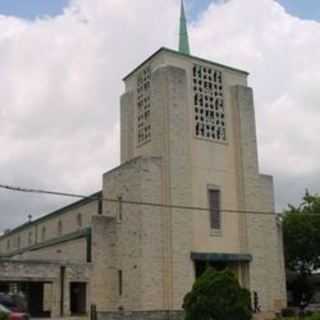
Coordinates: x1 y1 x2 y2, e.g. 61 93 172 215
119 0 287 312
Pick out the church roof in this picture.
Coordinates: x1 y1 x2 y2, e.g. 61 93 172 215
123 47 249 81
0 191 102 240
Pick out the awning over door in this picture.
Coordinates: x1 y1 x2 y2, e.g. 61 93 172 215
191 252 252 263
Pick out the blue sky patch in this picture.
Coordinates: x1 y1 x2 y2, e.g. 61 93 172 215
0 0 69 19
0 0 318 22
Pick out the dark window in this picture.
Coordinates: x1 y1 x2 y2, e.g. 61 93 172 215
98 196 103 215
77 213 82 228
118 270 123 296
58 220 63 236
209 190 221 229
17 236 21 249
42 226 46 241
118 196 123 221
28 231 33 245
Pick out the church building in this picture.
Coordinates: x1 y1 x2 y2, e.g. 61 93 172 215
0 1 287 319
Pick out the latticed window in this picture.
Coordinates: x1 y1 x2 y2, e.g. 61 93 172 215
136 66 151 145
193 64 226 142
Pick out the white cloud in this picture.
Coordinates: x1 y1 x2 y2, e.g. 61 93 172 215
191 0 320 208
0 0 319 229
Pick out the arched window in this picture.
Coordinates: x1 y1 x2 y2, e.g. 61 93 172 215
42 226 46 241
77 213 82 228
58 220 63 236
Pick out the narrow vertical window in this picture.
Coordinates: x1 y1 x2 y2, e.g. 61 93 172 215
118 196 123 222
118 270 123 296
98 196 103 215
7 239 10 251
58 220 63 236
42 226 46 242
28 231 33 246
17 236 21 250
209 190 221 230
77 213 82 228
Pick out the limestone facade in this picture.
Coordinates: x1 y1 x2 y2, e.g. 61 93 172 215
0 47 287 318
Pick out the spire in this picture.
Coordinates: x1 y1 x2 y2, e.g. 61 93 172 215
179 0 191 55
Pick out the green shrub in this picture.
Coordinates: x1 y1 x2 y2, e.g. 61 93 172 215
0 312 9 320
281 308 296 318
183 269 252 320
308 313 320 320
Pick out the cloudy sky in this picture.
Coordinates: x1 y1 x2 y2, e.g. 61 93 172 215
0 0 319 230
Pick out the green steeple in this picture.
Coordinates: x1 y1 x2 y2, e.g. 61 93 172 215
179 0 191 55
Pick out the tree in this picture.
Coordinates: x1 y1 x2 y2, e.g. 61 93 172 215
183 269 252 320
283 191 320 311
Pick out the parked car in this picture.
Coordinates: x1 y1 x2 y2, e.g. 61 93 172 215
0 304 29 320
0 294 27 314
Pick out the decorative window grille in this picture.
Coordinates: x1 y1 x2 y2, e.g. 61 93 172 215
137 66 151 145
193 64 226 142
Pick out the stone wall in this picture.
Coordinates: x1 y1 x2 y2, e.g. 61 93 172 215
13 237 88 263
0 259 91 317
232 85 287 311
93 157 165 312
0 193 100 257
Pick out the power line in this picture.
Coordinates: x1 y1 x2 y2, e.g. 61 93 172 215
0 183 319 217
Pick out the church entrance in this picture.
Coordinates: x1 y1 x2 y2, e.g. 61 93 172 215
191 252 251 288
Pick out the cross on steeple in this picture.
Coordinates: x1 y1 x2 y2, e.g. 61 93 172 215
179 0 191 55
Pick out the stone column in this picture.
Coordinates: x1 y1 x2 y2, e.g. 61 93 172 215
91 215 117 312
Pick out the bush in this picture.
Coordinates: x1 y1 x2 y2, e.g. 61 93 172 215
308 313 320 320
281 308 296 317
183 269 252 320
0 312 9 320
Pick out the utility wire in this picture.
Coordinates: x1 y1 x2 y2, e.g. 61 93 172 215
0 183 319 217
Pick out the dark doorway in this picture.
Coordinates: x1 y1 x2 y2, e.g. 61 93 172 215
0 283 9 294
0 281 51 318
194 260 228 278
70 282 87 315
26 282 52 318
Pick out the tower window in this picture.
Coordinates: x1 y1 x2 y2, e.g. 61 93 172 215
136 66 151 146
193 64 226 142
209 190 221 230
